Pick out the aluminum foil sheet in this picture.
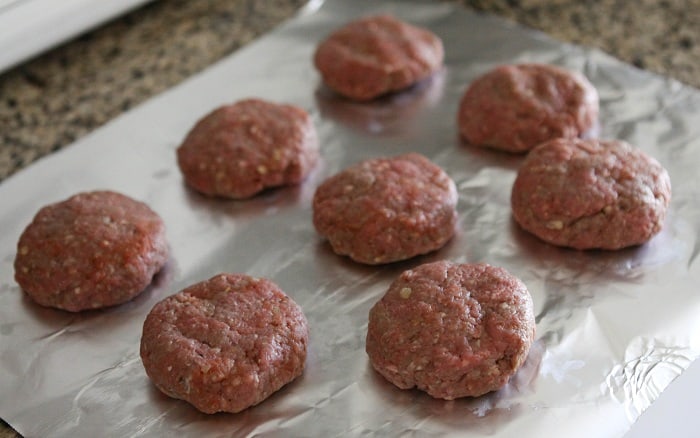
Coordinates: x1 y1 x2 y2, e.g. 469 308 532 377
1 0 700 436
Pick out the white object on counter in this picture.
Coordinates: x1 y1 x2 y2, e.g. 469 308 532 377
0 0 153 72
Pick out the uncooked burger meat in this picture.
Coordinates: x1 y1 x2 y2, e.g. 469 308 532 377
366 260 536 399
312 153 457 265
511 138 672 249
177 98 319 199
14 190 168 312
314 15 444 101
458 63 599 153
140 273 308 414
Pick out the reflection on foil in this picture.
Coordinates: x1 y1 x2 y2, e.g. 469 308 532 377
0 0 700 437
539 354 586 386
315 68 446 136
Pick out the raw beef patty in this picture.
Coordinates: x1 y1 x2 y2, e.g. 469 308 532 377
312 153 457 265
458 63 599 153
366 260 536 399
140 273 309 414
177 98 319 199
14 190 168 312
314 15 444 101
511 138 672 249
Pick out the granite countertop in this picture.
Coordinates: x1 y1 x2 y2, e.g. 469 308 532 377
0 0 697 436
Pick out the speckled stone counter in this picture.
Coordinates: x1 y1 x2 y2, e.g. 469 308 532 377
0 0 698 436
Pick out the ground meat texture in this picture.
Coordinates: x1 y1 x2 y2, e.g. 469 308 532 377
312 153 457 265
313 14 444 101
366 261 536 399
14 191 168 312
176 98 319 199
458 63 599 153
140 273 308 414
511 138 672 250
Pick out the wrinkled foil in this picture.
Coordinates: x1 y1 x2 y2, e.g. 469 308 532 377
1 0 700 436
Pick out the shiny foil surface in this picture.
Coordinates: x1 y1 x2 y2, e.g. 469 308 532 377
1 0 700 436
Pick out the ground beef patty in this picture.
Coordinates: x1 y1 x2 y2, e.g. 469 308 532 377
366 260 536 399
140 273 308 414
177 98 319 199
14 190 168 312
313 14 444 101
312 153 457 265
458 63 599 153
511 138 672 250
